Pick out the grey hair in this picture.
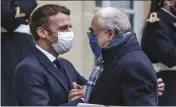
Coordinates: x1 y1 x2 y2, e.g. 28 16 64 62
95 7 132 36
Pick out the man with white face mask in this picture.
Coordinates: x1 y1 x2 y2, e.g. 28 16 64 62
13 4 87 106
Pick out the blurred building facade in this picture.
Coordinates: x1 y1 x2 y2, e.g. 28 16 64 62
36 1 151 79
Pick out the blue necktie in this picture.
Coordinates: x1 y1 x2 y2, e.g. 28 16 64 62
53 59 66 79
53 58 70 90
53 59 61 68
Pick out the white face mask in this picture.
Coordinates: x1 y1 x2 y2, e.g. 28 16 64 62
52 31 74 54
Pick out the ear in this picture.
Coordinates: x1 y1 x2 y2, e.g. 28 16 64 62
37 27 47 39
108 28 116 40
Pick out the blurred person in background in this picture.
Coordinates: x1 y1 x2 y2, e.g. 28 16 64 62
13 4 87 106
1 0 37 105
141 0 176 105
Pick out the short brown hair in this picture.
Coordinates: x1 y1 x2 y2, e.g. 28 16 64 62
29 4 70 40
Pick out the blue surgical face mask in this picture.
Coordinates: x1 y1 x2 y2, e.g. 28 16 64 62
87 33 101 57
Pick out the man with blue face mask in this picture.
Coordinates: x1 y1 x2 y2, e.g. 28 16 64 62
69 7 165 106
13 4 87 106
86 7 158 106
84 32 165 103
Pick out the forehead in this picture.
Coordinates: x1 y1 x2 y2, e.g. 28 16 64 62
90 15 100 32
48 12 71 27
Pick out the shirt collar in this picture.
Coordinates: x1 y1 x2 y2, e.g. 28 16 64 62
36 44 57 62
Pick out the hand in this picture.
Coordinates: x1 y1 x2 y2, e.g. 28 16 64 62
72 82 85 94
157 78 165 96
72 82 83 90
68 82 84 102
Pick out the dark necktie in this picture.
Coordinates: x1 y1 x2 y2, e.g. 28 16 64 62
53 58 61 68
53 59 66 79
53 58 70 90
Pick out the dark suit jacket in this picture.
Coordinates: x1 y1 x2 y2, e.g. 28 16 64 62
89 33 158 106
141 8 176 67
1 0 37 105
14 46 87 106
1 32 35 106
141 8 176 106
1 0 37 32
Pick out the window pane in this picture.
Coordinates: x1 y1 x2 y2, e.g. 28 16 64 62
96 0 102 7
110 1 133 9
129 14 134 31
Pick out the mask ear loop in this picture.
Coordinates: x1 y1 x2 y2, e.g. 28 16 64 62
107 28 117 40
42 27 60 45
99 29 108 37
43 27 58 36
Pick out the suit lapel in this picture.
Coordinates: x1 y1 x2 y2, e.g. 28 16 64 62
60 58 74 90
32 47 69 93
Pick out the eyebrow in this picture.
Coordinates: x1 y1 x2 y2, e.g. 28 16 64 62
58 24 71 29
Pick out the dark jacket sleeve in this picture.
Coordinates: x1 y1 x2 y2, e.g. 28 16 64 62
121 61 158 106
14 63 50 105
142 21 176 67
1 0 17 31
14 63 83 106
65 59 87 86
1 0 37 32
75 69 87 86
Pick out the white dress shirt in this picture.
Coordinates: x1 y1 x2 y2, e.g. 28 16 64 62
36 44 58 67
36 45 85 102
